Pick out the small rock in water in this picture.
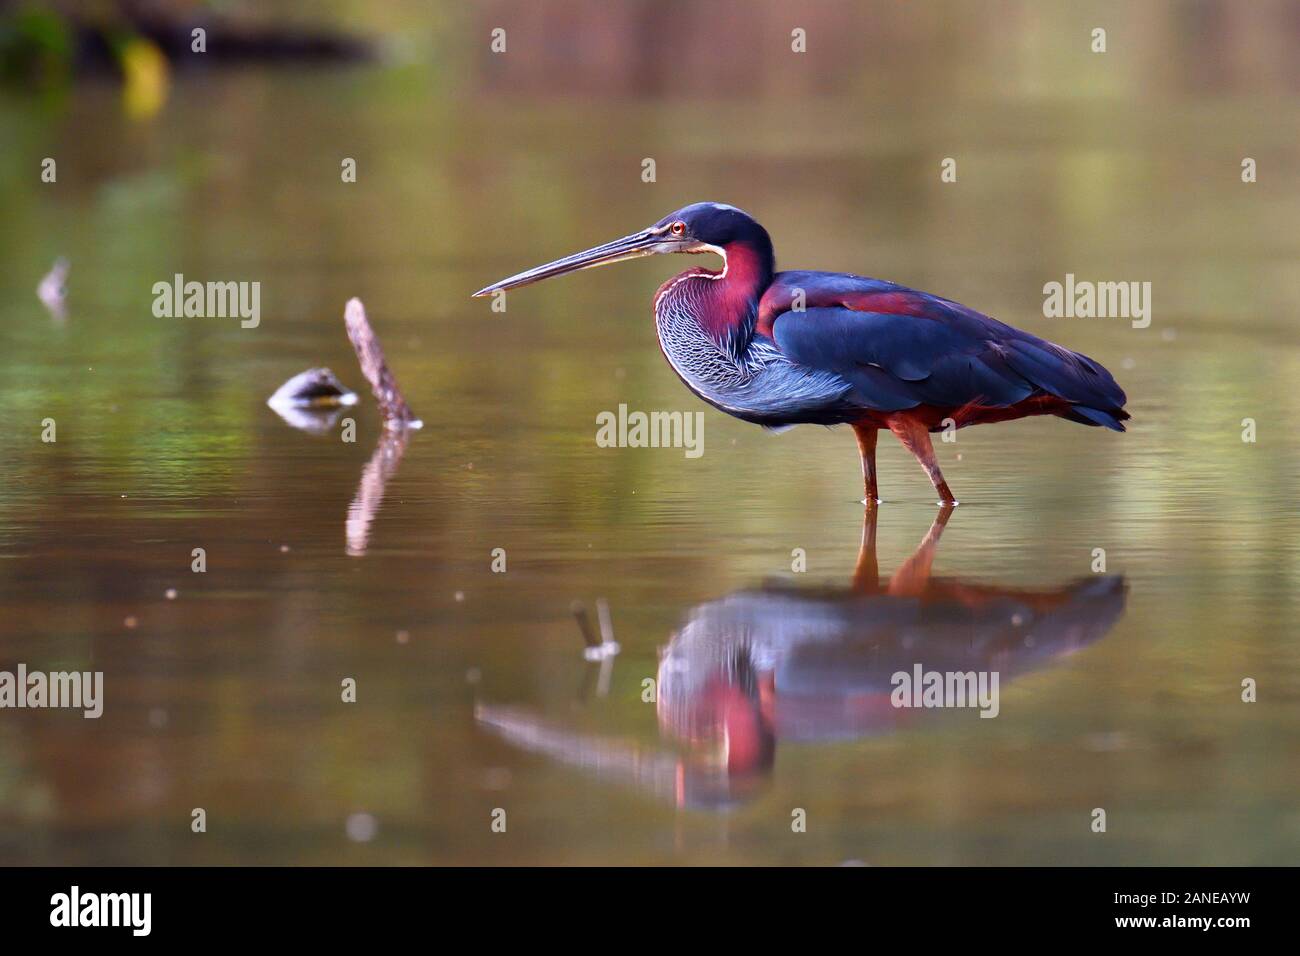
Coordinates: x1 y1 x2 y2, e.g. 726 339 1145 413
268 367 358 409
267 368 358 433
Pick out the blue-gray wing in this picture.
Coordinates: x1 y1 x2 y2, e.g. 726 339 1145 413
767 286 1127 429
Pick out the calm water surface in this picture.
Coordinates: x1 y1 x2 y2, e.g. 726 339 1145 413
1 53 1299 864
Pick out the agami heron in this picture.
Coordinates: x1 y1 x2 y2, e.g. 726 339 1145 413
473 203 1129 504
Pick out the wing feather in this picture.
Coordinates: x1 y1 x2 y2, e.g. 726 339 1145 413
761 272 1128 423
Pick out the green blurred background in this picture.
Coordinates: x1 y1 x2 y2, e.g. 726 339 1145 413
0 0 1297 864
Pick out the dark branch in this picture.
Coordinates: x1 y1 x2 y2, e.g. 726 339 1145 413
343 297 417 428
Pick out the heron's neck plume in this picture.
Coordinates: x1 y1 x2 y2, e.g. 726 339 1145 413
659 235 774 357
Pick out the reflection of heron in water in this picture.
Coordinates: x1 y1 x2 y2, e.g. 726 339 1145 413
477 509 1127 810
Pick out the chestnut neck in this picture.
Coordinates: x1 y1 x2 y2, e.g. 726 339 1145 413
659 236 775 357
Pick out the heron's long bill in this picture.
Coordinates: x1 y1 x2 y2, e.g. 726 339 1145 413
471 229 665 297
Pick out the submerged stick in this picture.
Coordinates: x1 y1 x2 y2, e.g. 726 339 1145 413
573 598 621 662
343 297 418 428
570 601 603 649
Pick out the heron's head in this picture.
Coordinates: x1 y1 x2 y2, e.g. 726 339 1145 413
471 202 771 297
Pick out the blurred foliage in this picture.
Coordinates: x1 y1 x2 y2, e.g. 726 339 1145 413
0 3 72 85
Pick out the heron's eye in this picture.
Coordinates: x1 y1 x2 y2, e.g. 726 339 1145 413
670 221 686 237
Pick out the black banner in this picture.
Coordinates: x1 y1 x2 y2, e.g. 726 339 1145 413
0 866 1278 941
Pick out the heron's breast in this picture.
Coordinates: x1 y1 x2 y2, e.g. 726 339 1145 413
653 295 855 426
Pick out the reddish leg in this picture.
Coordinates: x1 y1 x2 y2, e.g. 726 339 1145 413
851 423 880 505
887 416 957 505
887 504 954 595
851 503 880 592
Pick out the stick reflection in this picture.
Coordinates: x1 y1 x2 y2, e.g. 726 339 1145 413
345 427 410 556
